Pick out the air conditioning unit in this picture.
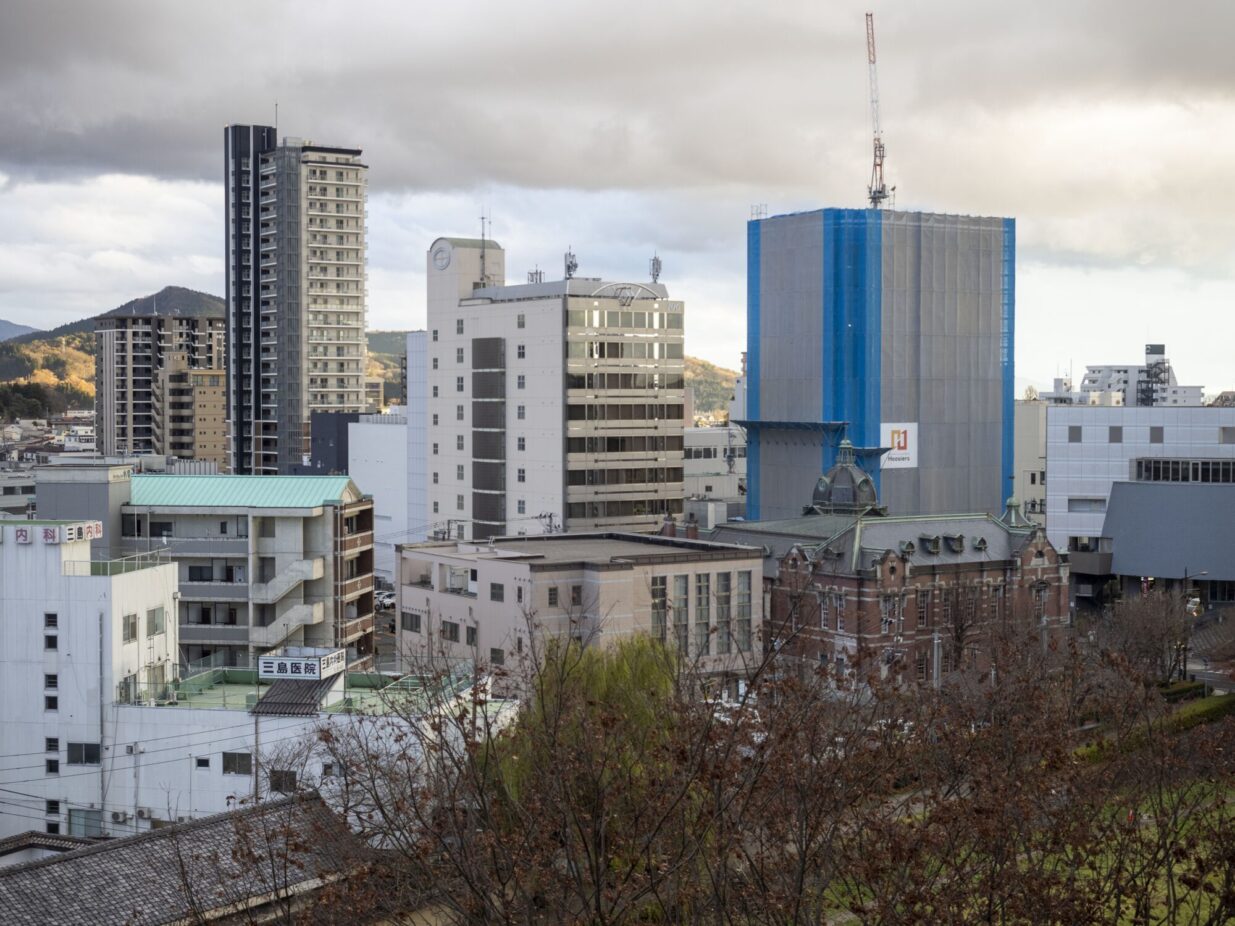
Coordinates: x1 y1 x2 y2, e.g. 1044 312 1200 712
111 811 129 823
176 815 188 823
125 744 135 755
136 807 151 820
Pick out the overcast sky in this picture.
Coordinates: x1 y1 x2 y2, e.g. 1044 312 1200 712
1 0 1233 391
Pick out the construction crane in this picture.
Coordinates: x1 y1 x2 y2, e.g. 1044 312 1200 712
865 12 892 208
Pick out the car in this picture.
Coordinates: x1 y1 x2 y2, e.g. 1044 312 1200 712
375 591 396 610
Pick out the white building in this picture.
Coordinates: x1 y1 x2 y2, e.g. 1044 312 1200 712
426 237 686 541
1040 344 1203 408
683 425 746 501
396 532 763 684
1013 401 1046 525
406 330 429 546
348 413 408 585
0 517 476 842
1045 405 1235 600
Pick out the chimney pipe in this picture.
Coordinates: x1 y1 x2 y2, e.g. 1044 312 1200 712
660 514 676 538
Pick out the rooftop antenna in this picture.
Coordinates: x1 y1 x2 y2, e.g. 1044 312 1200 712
564 248 578 280
750 204 768 220
528 265 544 284
274 100 278 136
479 208 489 286
865 13 894 209
649 252 662 283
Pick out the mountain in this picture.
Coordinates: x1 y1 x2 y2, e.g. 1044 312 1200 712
0 319 40 342
685 356 739 416
0 286 223 420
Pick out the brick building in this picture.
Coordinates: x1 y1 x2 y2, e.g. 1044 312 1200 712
712 441 1069 686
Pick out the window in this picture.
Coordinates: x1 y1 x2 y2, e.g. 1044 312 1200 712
45 738 58 753
45 635 57 651
456 494 464 511
517 405 526 420
1221 427 1235 445
490 582 505 602
517 499 526 514
736 571 753 653
44 673 57 690
490 648 505 666
67 809 102 837
456 404 464 421
695 574 711 655
401 610 421 633
548 587 559 607
432 472 439 485
441 620 460 642
466 626 477 646
517 436 525 451
1029 472 1036 485
432 329 438 341
432 443 439 455
44 612 57 628
517 344 526 359
432 414 439 426
715 573 732 655
517 468 526 483
222 752 253 775
916 650 930 684
433 501 440 513
457 434 465 451
516 313 525 329
67 743 101 765
571 585 583 607
456 319 464 335
456 376 464 392
516 585 524 604
196 756 210 769
45 800 59 816
457 465 465 481
322 763 336 779
672 575 689 650
1067 497 1107 513
45 759 59 775
1150 425 1164 444
150 521 172 539
516 374 525 390
44 696 58 711
1068 425 1082 443
432 385 439 397
269 769 297 794
187 564 212 582
146 606 165 636
432 357 438 369
456 347 464 363
1108 426 1123 444
219 520 228 536
916 590 930 628
46 822 60 835
651 575 668 642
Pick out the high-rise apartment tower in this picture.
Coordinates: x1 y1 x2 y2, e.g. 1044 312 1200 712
95 286 225 459
745 208 1015 519
224 125 369 475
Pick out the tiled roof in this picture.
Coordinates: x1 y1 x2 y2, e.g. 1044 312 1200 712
251 675 338 716
130 474 357 509
0 793 364 926
0 830 91 861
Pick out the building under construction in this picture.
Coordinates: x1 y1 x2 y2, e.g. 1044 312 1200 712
744 208 1016 519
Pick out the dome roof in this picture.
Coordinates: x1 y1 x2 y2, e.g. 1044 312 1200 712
808 440 879 513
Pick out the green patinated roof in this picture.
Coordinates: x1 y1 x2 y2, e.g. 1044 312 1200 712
131 475 355 509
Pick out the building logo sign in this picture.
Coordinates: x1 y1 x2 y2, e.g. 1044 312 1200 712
258 648 347 681
880 422 918 469
3 521 102 545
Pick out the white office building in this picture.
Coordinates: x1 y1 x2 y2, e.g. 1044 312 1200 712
426 237 685 540
1040 344 1203 408
348 412 409 586
1044 405 1235 598
683 425 746 501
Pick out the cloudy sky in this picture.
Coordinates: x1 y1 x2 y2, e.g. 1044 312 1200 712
1 0 1233 392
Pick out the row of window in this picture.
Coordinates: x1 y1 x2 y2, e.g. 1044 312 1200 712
1067 424 1235 445
565 498 685 519
685 446 746 461
399 610 514 666
432 404 528 425
651 572 754 656
1134 458 1235 484
566 340 684 360
565 402 685 422
431 316 524 342
566 309 683 329
566 372 685 391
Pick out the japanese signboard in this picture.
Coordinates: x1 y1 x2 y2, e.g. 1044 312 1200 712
258 648 347 681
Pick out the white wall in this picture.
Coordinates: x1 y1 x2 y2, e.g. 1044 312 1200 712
1045 405 1235 551
406 331 428 547
349 415 408 584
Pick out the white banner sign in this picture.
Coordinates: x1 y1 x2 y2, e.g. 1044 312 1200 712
258 648 347 681
880 422 918 469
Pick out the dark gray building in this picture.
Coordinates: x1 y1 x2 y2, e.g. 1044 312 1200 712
224 125 369 475
745 208 1015 520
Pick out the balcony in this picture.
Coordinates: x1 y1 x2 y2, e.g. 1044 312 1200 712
339 615 374 645
339 575 371 599
1068 551 1113 576
178 580 250 602
251 557 326 604
249 601 325 648
178 623 252 645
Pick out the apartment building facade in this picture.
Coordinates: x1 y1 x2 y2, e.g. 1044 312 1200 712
1041 344 1204 408
225 125 369 475
34 465 376 669
151 351 227 470
396 533 764 679
426 237 686 540
94 286 225 459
